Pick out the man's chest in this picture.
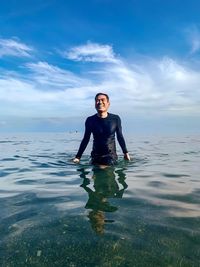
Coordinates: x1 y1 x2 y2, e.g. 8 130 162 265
91 119 117 136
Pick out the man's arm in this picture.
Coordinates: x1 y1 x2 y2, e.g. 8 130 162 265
116 116 130 161
124 152 131 161
73 118 91 163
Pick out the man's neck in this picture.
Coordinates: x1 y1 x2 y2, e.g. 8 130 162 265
97 111 108 118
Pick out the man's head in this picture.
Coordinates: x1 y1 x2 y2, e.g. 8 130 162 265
95 93 110 114
95 93 109 102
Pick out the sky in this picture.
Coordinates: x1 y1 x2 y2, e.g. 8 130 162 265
0 0 200 133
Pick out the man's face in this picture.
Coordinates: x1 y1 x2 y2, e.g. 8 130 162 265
95 95 110 113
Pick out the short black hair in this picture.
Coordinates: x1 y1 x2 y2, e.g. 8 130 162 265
95 93 109 101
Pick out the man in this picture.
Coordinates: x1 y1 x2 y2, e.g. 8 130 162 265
73 93 130 165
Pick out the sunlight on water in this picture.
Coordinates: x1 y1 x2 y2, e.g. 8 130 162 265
0 133 200 266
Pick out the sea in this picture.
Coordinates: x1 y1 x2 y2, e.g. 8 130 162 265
0 132 200 267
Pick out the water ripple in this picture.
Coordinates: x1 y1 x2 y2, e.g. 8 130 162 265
0 133 200 266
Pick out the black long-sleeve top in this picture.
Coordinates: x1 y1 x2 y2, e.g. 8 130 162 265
76 113 128 159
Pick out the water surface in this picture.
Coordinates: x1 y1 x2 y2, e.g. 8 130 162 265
0 133 200 267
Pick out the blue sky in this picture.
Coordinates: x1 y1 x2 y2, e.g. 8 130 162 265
0 0 200 133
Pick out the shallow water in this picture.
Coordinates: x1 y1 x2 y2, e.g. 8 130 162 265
0 133 200 267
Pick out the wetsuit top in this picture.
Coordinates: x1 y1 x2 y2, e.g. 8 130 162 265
76 113 128 159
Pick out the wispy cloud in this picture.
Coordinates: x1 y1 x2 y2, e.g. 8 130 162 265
0 60 97 116
25 61 88 89
0 41 200 119
185 25 200 54
0 38 33 58
91 57 200 115
63 42 118 63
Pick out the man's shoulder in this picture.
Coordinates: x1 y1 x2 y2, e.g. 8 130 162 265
86 114 97 122
108 113 120 119
88 114 97 119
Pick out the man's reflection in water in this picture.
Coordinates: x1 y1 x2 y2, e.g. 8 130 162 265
78 166 128 235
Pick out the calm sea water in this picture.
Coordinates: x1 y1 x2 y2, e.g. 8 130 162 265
0 133 200 267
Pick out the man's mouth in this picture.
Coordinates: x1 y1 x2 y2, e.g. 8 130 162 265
97 105 104 108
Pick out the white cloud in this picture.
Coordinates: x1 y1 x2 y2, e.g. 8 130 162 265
0 63 98 116
0 42 200 119
185 25 200 54
26 61 87 89
0 38 33 58
0 120 6 126
63 42 118 63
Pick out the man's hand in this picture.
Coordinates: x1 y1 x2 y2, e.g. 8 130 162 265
73 157 80 163
124 153 131 161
